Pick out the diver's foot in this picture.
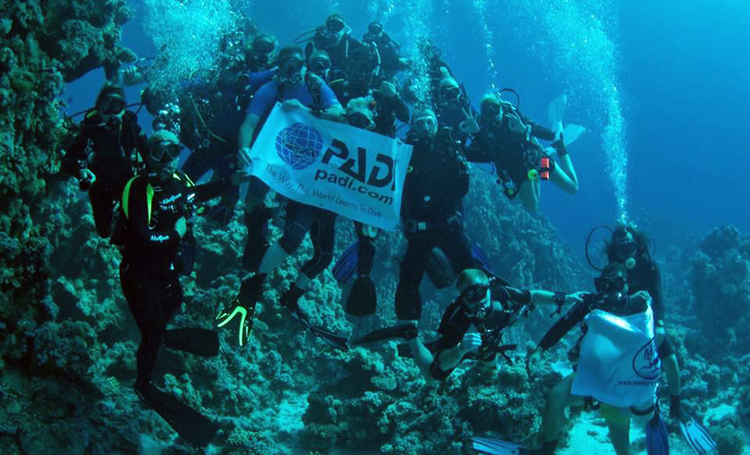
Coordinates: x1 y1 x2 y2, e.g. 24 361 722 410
281 285 308 321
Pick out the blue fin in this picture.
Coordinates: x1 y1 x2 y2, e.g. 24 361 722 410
679 418 716 454
471 244 494 274
646 412 670 455
471 437 524 455
332 241 359 284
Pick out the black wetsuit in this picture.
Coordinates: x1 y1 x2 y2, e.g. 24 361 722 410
465 108 555 191
430 286 532 380
395 127 479 320
61 110 148 238
537 291 650 364
119 171 228 388
363 31 404 79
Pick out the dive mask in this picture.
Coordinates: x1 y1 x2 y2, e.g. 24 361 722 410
100 96 126 116
614 239 637 259
326 19 345 33
150 141 182 162
594 275 626 294
347 112 372 129
462 284 490 304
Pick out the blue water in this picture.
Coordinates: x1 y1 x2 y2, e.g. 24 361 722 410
62 0 750 257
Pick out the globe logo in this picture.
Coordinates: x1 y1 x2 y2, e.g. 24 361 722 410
275 122 325 170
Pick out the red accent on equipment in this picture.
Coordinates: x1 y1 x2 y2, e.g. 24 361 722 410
540 157 550 180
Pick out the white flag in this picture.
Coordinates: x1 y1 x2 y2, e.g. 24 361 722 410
248 104 413 231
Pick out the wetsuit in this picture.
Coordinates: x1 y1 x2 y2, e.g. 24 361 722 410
362 31 404 80
119 171 228 389
465 107 555 193
396 127 479 320
243 73 341 273
61 110 148 238
430 285 532 380
372 88 410 137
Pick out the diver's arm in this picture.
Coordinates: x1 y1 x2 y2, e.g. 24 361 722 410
61 132 89 177
649 263 665 321
318 104 344 121
238 114 260 150
392 95 410 123
536 299 589 351
437 332 482 372
529 290 583 307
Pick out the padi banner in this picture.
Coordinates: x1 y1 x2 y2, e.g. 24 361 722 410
248 103 413 231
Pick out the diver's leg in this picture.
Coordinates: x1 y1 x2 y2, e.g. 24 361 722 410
395 234 431 320
602 407 633 455
298 210 337 281
540 373 585 444
549 158 579 195
517 179 540 213
89 182 114 238
408 337 438 385
354 222 376 276
262 200 314 274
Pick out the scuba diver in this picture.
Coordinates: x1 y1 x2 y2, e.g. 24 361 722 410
330 97 381 317
475 263 668 455
465 93 578 213
236 44 342 274
355 269 580 384
61 82 149 239
603 223 716 454
394 108 481 321
433 70 480 146
219 45 346 350
362 21 409 80
119 130 241 447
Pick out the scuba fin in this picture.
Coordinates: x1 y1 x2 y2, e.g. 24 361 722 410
346 276 377 316
163 328 220 357
646 410 670 455
471 244 494 274
332 241 359 284
306 323 350 352
353 324 418 345
547 94 567 137
472 437 525 455
563 124 586 145
425 247 455 290
679 418 716 454
138 384 219 447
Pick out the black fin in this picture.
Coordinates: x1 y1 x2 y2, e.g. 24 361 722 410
141 385 219 447
346 276 377 316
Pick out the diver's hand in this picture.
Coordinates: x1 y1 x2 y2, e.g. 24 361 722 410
175 217 188 238
629 290 651 310
78 168 96 186
566 292 585 306
458 333 483 355
506 113 527 134
375 81 397 98
230 169 251 185
120 66 142 86
281 99 309 113
526 347 543 376
459 106 480 134
237 147 252 169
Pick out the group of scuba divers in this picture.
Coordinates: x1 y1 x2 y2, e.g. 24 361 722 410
61 13 717 454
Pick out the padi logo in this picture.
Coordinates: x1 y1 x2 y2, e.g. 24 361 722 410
275 122 325 170
632 337 661 380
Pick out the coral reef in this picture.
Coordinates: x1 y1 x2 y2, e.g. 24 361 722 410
1 1 747 453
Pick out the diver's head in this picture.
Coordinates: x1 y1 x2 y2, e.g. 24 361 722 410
438 76 461 107
480 93 503 123
147 130 181 179
350 43 378 83
247 34 278 68
608 223 643 267
276 45 306 88
595 262 628 294
456 269 491 315
307 49 331 78
323 13 350 46
96 82 127 129
367 21 384 38
411 108 438 139
345 97 375 130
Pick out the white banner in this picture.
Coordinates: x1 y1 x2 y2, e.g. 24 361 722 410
248 104 413 231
